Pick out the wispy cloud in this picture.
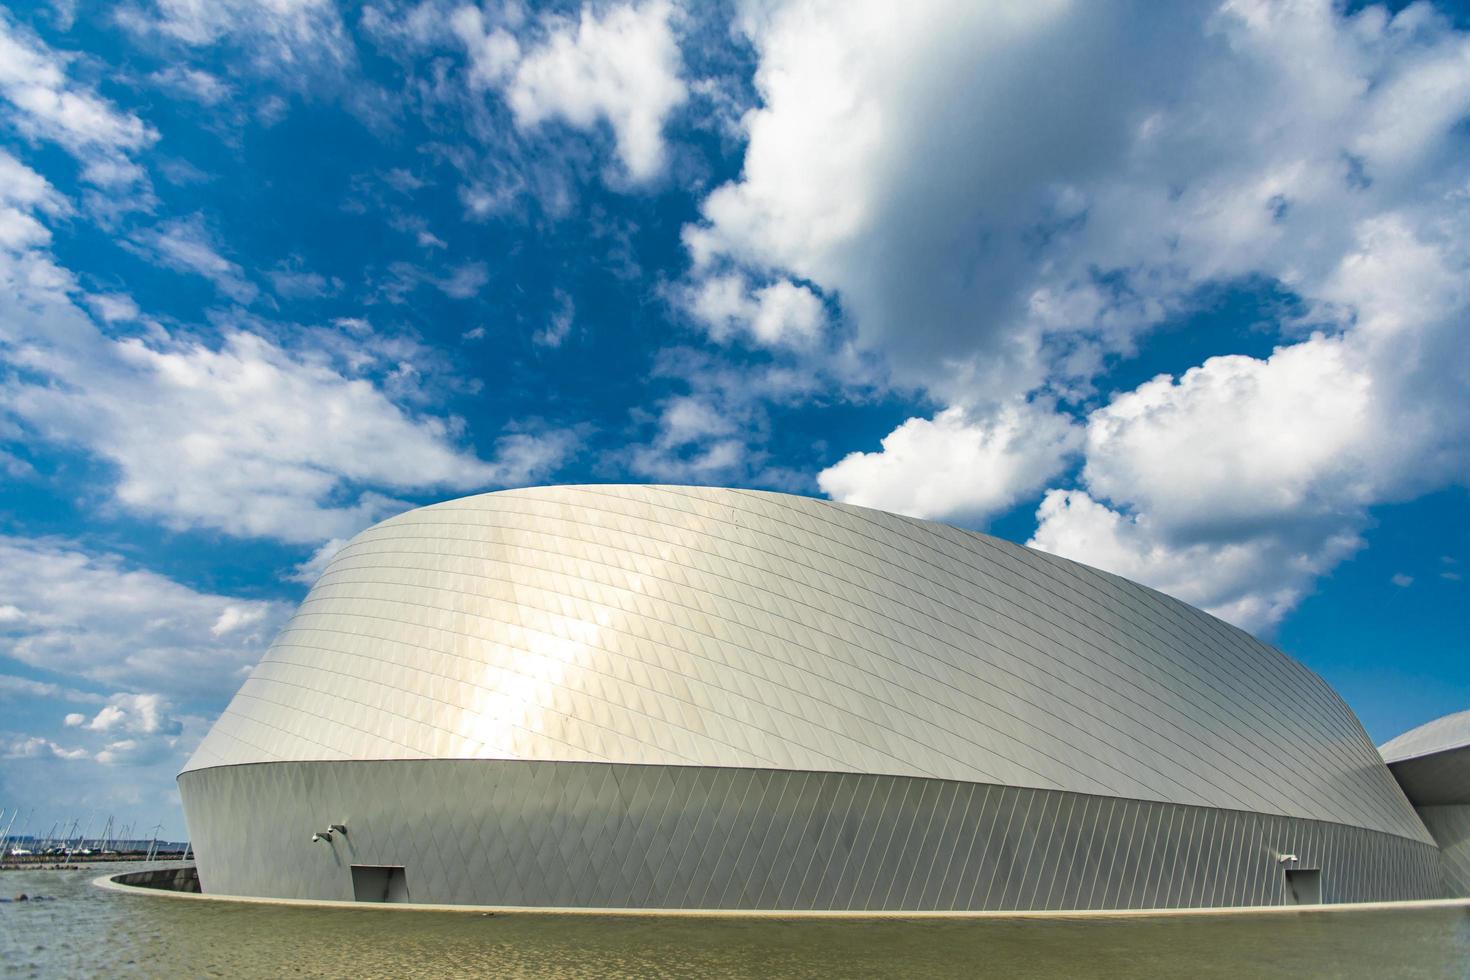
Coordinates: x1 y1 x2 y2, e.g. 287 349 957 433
127 214 258 303
147 65 232 105
0 535 288 700
0 12 156 203
116 0 355 76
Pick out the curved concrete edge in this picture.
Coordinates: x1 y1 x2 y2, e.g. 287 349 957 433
93 871 1470 921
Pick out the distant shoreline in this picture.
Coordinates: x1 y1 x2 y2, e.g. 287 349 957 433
3 854 187 870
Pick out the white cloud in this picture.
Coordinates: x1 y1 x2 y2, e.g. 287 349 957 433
0 14 157 170
148 65 232 105
1391 573 1413 588
0 149 68 212
117 0 354 74
687 1 1470 626
0 448 32 479
687 274 825 347
458 180 518 220
117 0 389 130
5 327 573 542
86 292 141 323
210 605 267 637
451 5 520 86
629 386 745 482
71 693 182 736
1029 489 1361 634
0 15 156 218
2 697 212 833
1079 337 1375 534
0 535 289 700
819 402 1080 524
625 350 822 487
688 0 1470 390
127 214 259 304
455 0 688 182
1031 212 1470 631
269 264 341 299
0 171 573 544
383 167 427 193
0 674 103 703
685 0 1099 397
0 149 69 253
534 290 575 348
4 735 88 760
288 536 347 584
439 260 488 299
94 739 140 765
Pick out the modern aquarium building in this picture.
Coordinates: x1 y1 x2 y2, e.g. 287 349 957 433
178 485 1452 911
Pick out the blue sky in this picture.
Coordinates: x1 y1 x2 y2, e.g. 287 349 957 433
0 0 1467 841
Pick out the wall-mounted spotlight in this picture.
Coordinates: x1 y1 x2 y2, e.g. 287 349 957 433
329 824 347 836
1277 853 1298 863
311 831 333 843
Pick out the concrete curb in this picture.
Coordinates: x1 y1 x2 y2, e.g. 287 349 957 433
92 870 1470 921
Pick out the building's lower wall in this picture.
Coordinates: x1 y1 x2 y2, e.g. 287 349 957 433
179 760 1442 911
111 865 202 893
1416 805 1470 897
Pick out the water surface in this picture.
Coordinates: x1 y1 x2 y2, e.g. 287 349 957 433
3 864 1469 978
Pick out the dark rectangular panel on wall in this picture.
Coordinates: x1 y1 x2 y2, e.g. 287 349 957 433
350 865 409 903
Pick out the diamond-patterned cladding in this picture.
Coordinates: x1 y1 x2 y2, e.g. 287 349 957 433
180 760 1442 909
178 485 1440 908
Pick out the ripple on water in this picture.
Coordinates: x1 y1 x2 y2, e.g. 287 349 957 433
3 865 1470 979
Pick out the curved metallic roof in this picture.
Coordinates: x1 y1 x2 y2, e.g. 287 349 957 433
1381 709 1470 764
183 485 1428 842
1380 711 1470 808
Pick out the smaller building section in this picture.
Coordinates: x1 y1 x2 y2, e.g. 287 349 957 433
1382 710 1470 896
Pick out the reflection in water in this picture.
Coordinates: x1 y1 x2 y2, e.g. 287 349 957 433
3 865 1469 978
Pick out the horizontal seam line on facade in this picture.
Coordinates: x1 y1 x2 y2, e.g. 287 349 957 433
282 585 1114 799
327 532 1287 807
625 487 1435 835
248 628 951 779
277 584 1082 792
174 756 1442 848
716 487 1402 813
223 681 637 771
1385 744 1470 766
323 533 1262 812
316 489 1419 839
708 486 1401 794
240 641 822 776
422 489 1401 829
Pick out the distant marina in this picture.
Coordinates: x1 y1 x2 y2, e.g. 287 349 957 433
0 807 188 870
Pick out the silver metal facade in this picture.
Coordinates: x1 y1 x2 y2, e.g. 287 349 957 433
180 485 1438 909
1382 711 1470 897
179 760 1441 909
1415 805 1470 896
1381 709 1470 766
1384 744 1470 808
